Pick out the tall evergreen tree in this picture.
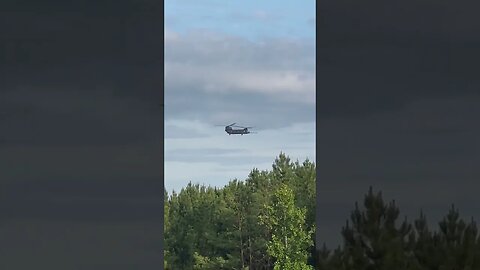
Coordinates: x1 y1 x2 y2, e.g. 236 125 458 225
271 152 295 187
410 210 444 270
435 205 480 270
340 187 416 270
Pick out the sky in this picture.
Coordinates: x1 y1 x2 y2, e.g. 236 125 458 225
1 1 162 268
164 0 316 192
317 0 480 248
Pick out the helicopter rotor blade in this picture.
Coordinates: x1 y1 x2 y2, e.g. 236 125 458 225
215 123 236 127
233 126 254 129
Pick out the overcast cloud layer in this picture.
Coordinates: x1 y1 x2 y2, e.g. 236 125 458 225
165 1 316 192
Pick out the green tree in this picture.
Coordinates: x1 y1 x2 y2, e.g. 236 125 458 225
340 187 417 270
315 189 480 270
164 189 170 269
164 153 317 269
167 185 197 269
293 158 317 266
435 205 480 270
260 184 314 270
410 210 443 269
193 251 229 270
245 168 275 269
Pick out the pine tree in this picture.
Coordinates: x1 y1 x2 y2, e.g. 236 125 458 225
317 243 332 270
271 152 295 187
435 205 480 270
341 187 416 270
410 210 443 270
319 245 348 270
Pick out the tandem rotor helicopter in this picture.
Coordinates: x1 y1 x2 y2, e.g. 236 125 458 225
216 123 257 135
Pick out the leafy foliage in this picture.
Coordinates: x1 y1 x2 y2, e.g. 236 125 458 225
259 184 314 270
165 154 480 269
164 153 316 270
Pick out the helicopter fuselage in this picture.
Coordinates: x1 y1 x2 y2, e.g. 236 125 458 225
225 126 250 135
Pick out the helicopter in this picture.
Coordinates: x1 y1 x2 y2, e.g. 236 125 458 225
216 123 256 135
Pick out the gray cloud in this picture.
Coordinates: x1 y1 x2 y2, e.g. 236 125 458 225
228 10 284 22
165 29 315 106
166 148 249 161
165 32 314 73
164 30 315 130
164 28 315 192
165 122 315 192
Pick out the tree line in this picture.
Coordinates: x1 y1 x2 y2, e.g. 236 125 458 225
318 187 480 270
164 153 316 269
164 153 480 269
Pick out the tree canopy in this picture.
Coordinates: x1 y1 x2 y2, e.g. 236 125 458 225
319 187 480 270
165 153 479 269
164 152 316 270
